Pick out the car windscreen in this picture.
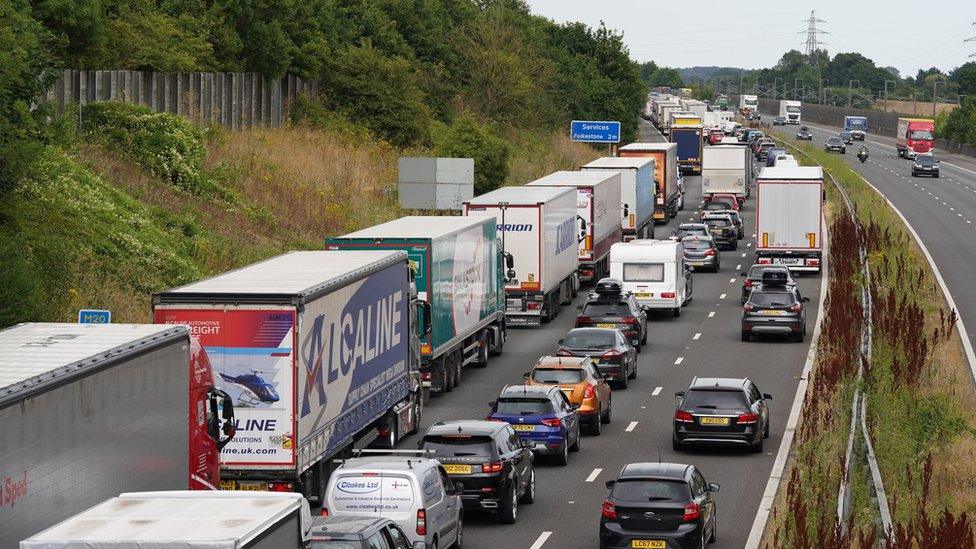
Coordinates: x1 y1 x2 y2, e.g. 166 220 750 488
682 240 712 251
581 302 630 316
840 132 852 138
749 291 797 307
532 368 586 384
623 263 665 282
312 541 362 549
748 266 788 280
704 219 730 227
704 202 731 210
683 389 749 409
910 130 933 140
563 331 617 349
612 479 691 502
916 156 937 166
495 398 553 415
422 436 495 457
826 138 841 144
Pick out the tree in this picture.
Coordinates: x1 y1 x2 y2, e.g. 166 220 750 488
433 113 510 195
951 62 976 97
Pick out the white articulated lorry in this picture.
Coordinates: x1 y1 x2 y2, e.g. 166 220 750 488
463 185 579 326
739 94 758 115
755 166 824 273
20 491 312 549
702 144 753 202
582 156 656 241
526 170 623 284
779 100 802 124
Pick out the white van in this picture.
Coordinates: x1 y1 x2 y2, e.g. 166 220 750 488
324 455 463 549
609 240 692 317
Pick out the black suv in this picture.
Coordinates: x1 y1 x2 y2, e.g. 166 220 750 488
702 214 738 250
577 279 648 351
912 155 940 178
673 377 772 453
741 270 810 342
310 516 416 549
740 265 799 304
420 420 535 523
599 462 718 549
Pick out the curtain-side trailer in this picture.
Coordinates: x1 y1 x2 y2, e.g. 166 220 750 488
582 156 656 241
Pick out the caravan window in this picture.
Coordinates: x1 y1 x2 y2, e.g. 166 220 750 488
623 263 665 282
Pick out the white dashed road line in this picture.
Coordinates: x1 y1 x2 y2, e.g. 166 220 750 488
720 293 727 299
708 311 716 318
674 357 684 365
652 386 663 396
625 421 639 432
529 532 552 549
693 332 702 340
585 468 603 483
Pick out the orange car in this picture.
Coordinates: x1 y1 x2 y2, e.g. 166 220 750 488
523 356 612 435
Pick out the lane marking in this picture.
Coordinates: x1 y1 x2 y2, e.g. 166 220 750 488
742 252 747 257
693 332 702 340
720 293 727 299
729 278 737 283
674 357 684 365
747 242 753 247
529 532 552 549
652 386 663 396
585 468 603 483
708 311 716 318
625 421 639 432
736 264 742 270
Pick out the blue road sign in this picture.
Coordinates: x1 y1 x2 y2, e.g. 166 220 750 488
570 120 621 143
78 309 112 324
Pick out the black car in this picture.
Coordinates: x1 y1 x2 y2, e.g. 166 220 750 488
681 236 720 272
671 222 709 239
599 462 719 549
795 126 813 140
839 131 854 145
699 200 734 220
310 516 418 549
711 209 744 239
702 214 738 250
740 264 799 303
912 154 940 178
672 377 772 453
773 116 786 126
420 420 535 523
557 327 638 388
824 136 845 153
741 271 810 342
576 279 648 350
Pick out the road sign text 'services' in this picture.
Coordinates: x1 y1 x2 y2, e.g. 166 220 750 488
571 120 621 143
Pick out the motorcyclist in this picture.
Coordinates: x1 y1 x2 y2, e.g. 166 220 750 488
857 146 869 162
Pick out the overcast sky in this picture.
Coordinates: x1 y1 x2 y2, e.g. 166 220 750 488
524 1 975 77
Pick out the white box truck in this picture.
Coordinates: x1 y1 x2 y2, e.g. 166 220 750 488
20 491 312 549
582 156 656 241
527 170 623 284
739 94 758 115
702 145 753 202
755 166 824 273
153 251 424 503
0 323 235 549
464 186 580 326
779 100 802 124
609 240 692 317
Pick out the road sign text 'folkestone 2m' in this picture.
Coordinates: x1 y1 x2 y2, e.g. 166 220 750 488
570 120 621 143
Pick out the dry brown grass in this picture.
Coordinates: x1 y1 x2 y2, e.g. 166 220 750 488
506 131 602 185
877 99 957 117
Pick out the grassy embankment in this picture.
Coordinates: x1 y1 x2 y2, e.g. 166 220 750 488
765 134 976 546
0 103 598 326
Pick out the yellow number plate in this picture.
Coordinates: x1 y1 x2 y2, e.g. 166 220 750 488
235 481 268 491
631 541 666 549
761 310 785 316
219 480 236 491
512 424 535 432
634 292 652 298
443 464 472 475
699 417 730 426
597 323 617 328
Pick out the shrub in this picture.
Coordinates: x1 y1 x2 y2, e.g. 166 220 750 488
433 114 511 195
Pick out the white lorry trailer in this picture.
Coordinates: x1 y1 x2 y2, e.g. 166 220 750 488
463 186 579 327
20 491 312 549
701 144 753 202
779 100 802 124
755 166 824 273
527 170 623 284
739 94 758 115
582 156 656 241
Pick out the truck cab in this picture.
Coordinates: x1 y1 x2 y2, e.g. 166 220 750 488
897 118 935 159
780 100 802 124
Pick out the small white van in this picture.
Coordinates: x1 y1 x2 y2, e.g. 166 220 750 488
324 455 463 549
609 240 692 317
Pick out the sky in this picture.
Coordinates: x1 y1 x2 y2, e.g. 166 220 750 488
523 0 975 77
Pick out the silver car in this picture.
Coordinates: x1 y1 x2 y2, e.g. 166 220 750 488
681 235 721 272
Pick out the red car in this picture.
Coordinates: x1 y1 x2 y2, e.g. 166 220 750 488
708 128 724 145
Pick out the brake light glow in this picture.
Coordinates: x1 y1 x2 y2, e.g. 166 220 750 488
683 502 701 521
621 316 638 325
602 499 618 520
705 249 716 257
661 292 676 299
320 507 329 517
482 462 504 473
527 302 542 310
757 257 772 264
790 303 802 313
743 303 754 312
808 258 820 267
541 417 562 428
602 349 622 359
737 412 760 424
674 410 694 423
744 280 753 288
416 509 427 535
583 385 596 399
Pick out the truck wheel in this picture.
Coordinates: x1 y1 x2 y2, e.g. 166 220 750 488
549 294 560 320
444 364 454 393
474 334 489 368
452 353 462 388
489 328 505 357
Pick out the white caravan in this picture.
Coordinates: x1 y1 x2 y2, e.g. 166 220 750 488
609 240 692 317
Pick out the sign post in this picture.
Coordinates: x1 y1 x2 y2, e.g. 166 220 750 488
78 309 112 324
570 120 621 144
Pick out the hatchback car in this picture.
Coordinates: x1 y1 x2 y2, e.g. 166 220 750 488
576 279 648 350
671 222 709 240
741 271 810 341
755 141 777 161
711 209 744 239
419 420 535 523
699 200 734 220
487 385 582 465
824 136 846 153
556 328 637 391
740 264 798 303
839 131 854 144
702 214 738 250
795 126 813 140
707 193 740 210
681 236 720 272
773 116 786 126
599 462 718 549
310 515 421 549
912 154 940 178
708 128 724 145
672 377 772 453
525 354 614 431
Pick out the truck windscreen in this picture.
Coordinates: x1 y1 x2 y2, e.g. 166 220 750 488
910 130 933 140
786 106 801 113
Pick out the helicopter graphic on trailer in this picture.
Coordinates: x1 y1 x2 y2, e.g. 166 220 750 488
219 370 280 406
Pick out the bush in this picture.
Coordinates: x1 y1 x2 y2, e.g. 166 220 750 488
433 114 510 195
289 95 373 142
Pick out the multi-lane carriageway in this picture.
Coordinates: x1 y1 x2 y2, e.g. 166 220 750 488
389 118 825 549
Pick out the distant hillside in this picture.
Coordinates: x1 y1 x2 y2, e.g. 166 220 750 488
677 66 747 81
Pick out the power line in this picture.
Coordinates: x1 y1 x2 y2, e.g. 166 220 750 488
799 10 828 65
966 20 976 58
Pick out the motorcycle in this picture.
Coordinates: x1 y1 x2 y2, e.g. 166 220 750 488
857 148 869 163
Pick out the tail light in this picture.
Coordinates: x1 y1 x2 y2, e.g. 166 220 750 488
541 417 562 428
268 482 293 492
583 385 596 399
683 502 701 521
661 292 676 299
807 258 820 267
705 249 716 257
320 507 329 517
576 316 592 326
674 410 694 423
790 303 802 313
416 509 427 535
482 462 504 473
744 279 753 288
602 349 622 359
556 349 574 357
737 412 760 424
621 316 638 325
527 302 542 310
757 257 772 264
602 499 618 520
743 304 754 312
421 372 431 381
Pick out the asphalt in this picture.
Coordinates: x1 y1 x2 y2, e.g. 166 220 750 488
394 117 824 549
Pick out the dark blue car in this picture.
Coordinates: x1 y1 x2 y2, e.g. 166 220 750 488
487 385 582 466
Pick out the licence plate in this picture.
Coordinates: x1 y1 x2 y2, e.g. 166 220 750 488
699 417 730 426
234 481 268 491
631 541 666 549
761 310 786 316
512 424 535 432
774 258 802 265
635 292 652 298
597 323 617 328
443 464 472 475
688 260 705 266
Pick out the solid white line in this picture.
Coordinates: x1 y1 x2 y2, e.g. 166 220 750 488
625 421 639 432
693 332 702 340
674 357 684 365
585 468 603 483
529 532 552 549
708 311 716 318
720 293 727 299
652 386 663 396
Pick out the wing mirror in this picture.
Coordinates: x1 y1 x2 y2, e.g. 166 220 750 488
605 480 616 489
674 391 685 399
523 372 530 379
504 251 514 270
487 400 496 409
802 297 811 303
622 203 630 218
452 481 465 495
740 272 747 277
708 483 721 493
558 338 565 345
763 393 773 400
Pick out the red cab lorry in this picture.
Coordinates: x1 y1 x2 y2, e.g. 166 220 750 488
896 118 935 158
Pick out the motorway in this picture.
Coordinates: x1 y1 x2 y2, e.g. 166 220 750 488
769 114 976 362
396 118 824 549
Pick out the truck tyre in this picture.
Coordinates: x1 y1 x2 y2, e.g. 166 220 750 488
474 333 489 368
549 293 560 320
444 363 454 393
452 353 462 388
490 327 505 357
